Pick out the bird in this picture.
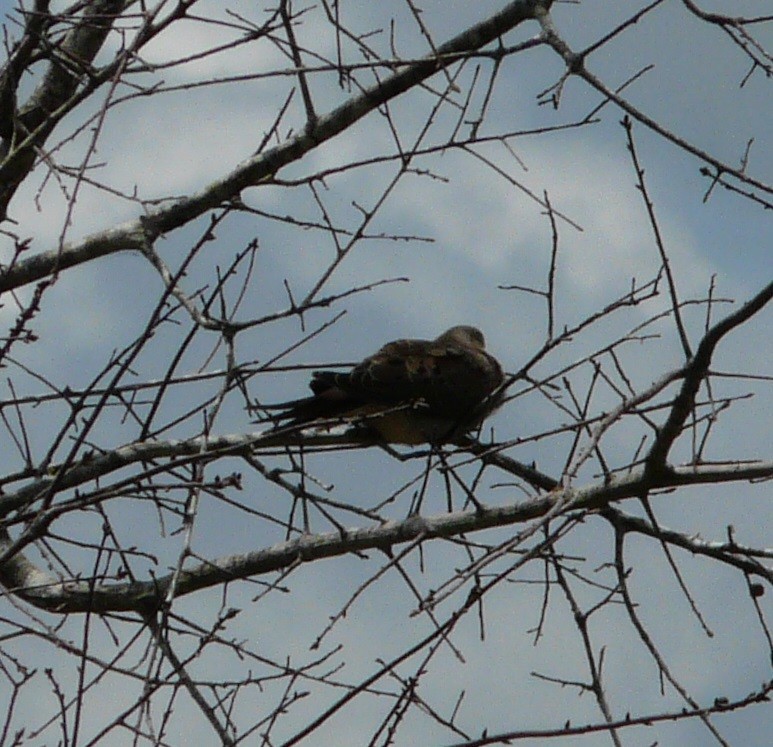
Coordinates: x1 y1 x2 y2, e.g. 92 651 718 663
262 325 505 444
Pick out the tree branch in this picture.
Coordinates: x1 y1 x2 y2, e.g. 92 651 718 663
646 280 773 472
2 459 770 614
0 0 550 292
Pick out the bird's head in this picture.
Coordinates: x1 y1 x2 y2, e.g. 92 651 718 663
436 325 486 350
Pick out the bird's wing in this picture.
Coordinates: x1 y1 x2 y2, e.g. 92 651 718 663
311 336 502 419
342 340 501 417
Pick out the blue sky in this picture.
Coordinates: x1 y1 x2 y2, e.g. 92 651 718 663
0 2 770 745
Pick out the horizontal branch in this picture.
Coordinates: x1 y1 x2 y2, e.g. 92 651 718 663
2 458 770 614
0 426 385 517
450 681 772 747
0 407 717 521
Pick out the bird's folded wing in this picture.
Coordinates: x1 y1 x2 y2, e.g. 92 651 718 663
314 338 502 419
259 330 503 444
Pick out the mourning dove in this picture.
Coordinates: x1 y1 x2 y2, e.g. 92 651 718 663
266 325 504 444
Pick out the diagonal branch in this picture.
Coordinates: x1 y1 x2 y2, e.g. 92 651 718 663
646 280 773 472
0 0 551 293
537 10 773 198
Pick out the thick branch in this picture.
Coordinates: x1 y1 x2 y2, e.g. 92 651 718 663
2 460 770 614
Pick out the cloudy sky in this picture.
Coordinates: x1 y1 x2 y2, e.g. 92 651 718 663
1 2 770 745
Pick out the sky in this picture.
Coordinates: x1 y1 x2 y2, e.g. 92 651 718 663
0 2 771 745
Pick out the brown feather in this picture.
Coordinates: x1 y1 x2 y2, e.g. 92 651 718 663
267 326 504 443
